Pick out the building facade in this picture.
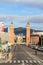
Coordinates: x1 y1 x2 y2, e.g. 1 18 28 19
0 22 4 32
30 35 39 44
0 22 43 46
0 32 8 44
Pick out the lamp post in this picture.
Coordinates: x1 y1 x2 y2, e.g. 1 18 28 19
39 35 42 47
41 36 42 47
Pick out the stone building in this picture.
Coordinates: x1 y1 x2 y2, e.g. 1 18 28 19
0 32 8 44
0 22 43 46
26 22 30 46
30 35 39 44
8 22 14 45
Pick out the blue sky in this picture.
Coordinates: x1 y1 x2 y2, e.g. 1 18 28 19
0 0 43 30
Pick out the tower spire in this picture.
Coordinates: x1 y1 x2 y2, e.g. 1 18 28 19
26 22 30 27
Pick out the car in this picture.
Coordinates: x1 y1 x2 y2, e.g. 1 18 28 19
38 47 43 52
29 44 37 49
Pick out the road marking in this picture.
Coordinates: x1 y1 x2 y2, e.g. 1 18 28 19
9 60 12 63
21 60 24 63
17 60 21 63
13 60 16 63
22 46 43 64
5 61 8 63
8 59 42 64
25 60 29 63
41 60 43 63
33 60 37 63
29 60 33 64
40 60 43 63
21 60 25 65
37 60 41 64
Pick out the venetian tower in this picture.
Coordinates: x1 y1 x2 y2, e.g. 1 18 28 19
8 22 14 45
26 22 30 46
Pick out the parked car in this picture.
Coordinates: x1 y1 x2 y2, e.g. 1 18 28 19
29 44 37 49
38 47 43 52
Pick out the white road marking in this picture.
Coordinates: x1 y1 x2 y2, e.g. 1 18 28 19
21 60 25 65
37 60 41 64
9 60 12 63
17 60 21 63
25 60 28 63
33 60 37 63
13 60 16 63
29 60 33 63
5 61 8 63
21 60 24 63
41 60 43 63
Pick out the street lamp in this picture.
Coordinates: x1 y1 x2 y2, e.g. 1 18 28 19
39 35 42 47
41 36 42 47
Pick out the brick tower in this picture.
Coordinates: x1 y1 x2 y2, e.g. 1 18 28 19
8 22 14 45
26 22 30 46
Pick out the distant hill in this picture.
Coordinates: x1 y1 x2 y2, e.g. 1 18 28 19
14 27 26 35
4 27 26 35
4 27 43 35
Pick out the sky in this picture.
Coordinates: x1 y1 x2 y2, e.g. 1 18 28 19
0 0 43 30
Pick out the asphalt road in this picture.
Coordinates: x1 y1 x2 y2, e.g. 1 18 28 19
1 44 43 65
7 44 43 65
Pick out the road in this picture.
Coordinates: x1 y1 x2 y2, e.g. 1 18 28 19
6 44 43 65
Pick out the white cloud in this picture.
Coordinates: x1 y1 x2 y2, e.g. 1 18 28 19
0 14 43 23
0 15 28 22
0 14 43 29
0 0 43 9
29 14 43 23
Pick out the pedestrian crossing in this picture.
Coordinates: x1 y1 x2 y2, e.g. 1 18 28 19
7 59 43 64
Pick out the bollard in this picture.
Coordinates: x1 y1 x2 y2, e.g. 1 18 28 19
35 50 37 55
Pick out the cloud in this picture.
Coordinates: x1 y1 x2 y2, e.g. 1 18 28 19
29 14 43 23
0 14 43 29
0 14 43 23
0 0 43 9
